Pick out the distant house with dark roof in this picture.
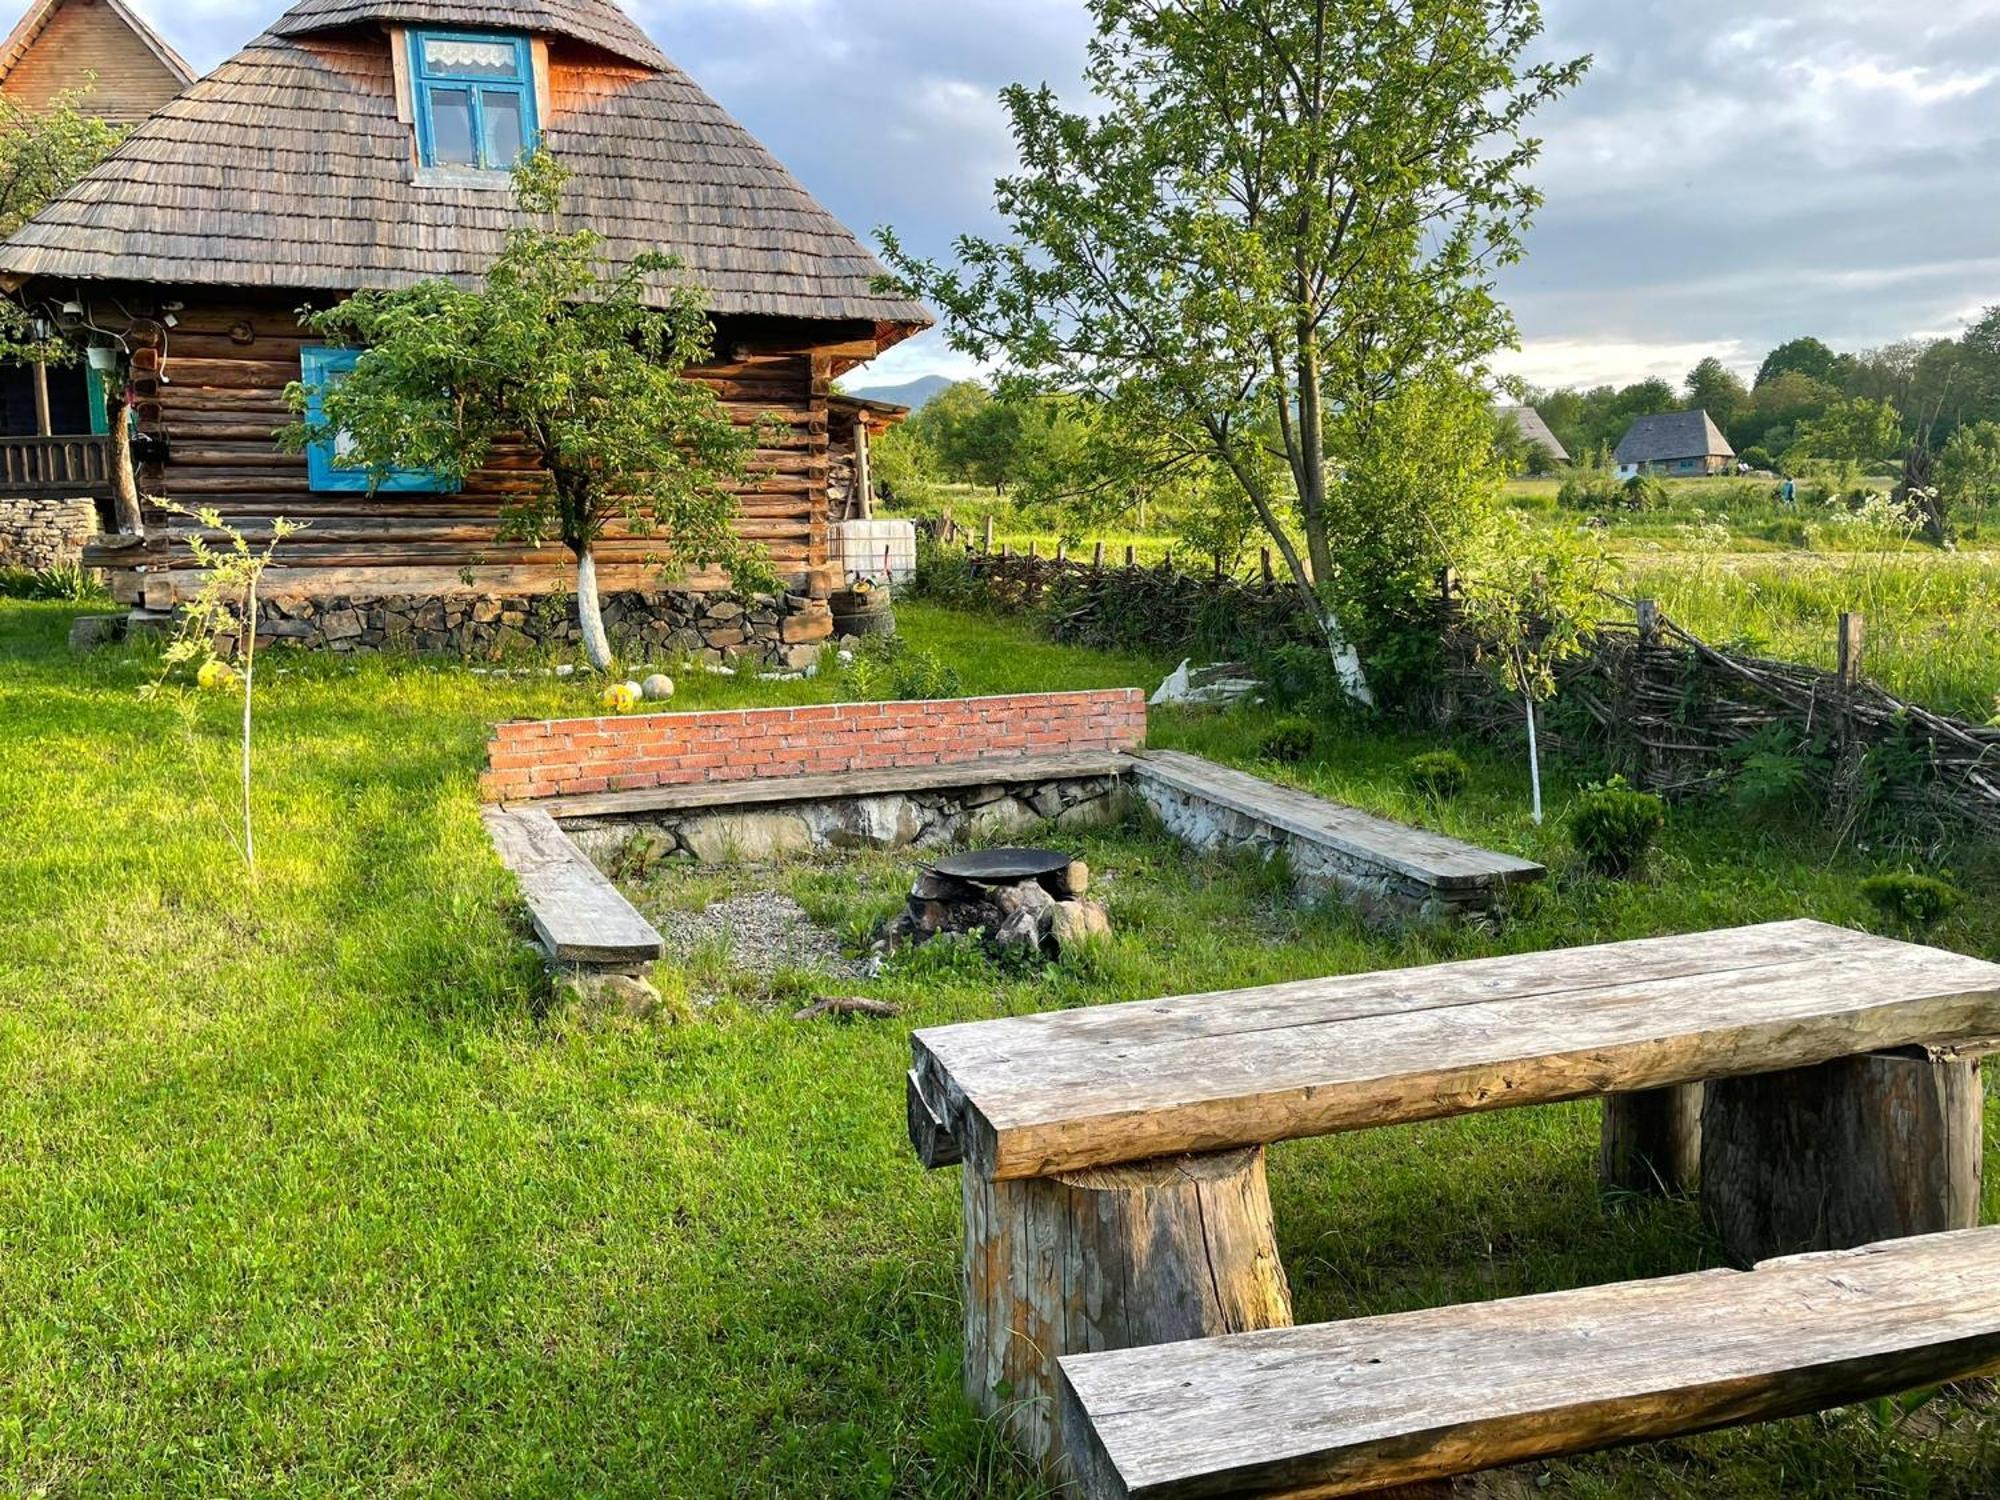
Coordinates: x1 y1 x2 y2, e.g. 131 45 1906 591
0 0 934 657
0 0 194 124
1493 405 1569 469
1615 410 1735 479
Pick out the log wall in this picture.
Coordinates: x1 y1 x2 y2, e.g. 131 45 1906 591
90 290 850 611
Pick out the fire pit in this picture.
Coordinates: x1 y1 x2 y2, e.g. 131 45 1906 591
884 847 1112 957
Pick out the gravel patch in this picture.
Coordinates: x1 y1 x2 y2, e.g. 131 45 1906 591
651 890 865 981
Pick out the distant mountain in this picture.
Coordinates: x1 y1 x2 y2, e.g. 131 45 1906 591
844 374 956 412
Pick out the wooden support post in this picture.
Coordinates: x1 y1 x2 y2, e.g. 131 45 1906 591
1261 547 1274 585
961 1149 1293 1474
1092 541 1105 570
1124 544 1136 567
1001 542 1013 559
1701 1045 1983 1265
984 515 995 554
30 362 51 437
1056 541 1067 564
1636 598 1661 645
1837 612 1865 685
1599 1084 1703 1196
852 417 873 522
1028 539 1038 559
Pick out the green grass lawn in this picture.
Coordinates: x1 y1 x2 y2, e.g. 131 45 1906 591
1 597 1995 1497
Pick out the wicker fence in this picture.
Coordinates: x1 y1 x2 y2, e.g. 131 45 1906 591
926 535 2000 843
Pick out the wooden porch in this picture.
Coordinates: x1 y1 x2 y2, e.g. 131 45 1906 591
0 434 112 498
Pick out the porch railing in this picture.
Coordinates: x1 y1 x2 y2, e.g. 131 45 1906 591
0 434 112 498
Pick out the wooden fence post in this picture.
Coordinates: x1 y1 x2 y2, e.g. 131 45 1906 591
1093 541 1105 570
1028 540 1038 559
1832 612 1867 827
1056 541 1067 563
983 515 995 554
1260 547 1274 585
1636 598 1661 646
1124 545 1137 568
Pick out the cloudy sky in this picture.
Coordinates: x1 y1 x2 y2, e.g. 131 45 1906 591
144 0 2000 393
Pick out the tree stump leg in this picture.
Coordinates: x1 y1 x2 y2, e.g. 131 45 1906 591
960 1146 1294 1474
1599 1083 1704 1195
1701 1047 1983 1266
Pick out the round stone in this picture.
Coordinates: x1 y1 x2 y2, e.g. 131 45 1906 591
641 673 676 702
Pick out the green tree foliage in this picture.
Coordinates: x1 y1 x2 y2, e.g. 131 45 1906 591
1757 336 1846 389
1532 379 1677 460
283 154 758 671
0 87 122 361
1684 356 1749 430
1788 396 1904 468
883 0 1586 702
1937 421 2000 509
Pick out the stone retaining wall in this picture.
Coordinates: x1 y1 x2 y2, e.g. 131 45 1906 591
246 588 832 667
480 689 1148 804
566 773 1129 865
0 497 97 572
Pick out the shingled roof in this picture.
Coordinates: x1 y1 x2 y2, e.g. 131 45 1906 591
0 0 932 331
1494 404 1570 465
1615 410 1735 466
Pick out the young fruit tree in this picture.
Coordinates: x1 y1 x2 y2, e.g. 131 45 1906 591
881 0 1585 703
284 152 764 671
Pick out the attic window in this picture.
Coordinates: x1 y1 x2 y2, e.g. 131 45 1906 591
409 31 537 173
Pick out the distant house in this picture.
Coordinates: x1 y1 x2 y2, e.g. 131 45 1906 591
0 0 194 123
1493 404 1569 468
1615 410 1735 479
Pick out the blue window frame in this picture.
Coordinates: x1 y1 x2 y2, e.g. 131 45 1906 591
409 30 537 172
300 346 456 494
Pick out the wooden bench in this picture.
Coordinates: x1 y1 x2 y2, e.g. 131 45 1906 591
907 920 2000 1468
1058 1228 2000 1499
1127 750 1544 919
482 806 664 970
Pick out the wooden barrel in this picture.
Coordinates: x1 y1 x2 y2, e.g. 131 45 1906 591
830 586 896 639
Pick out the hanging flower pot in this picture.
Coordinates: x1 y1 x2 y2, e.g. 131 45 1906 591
86 344 121 372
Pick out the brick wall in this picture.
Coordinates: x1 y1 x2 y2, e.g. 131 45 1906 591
480 690 1149 803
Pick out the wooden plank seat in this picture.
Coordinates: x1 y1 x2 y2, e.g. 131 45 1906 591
522 748 1133 820
1127 750 1544 915
482 806 664 969
908 921 2000 1470
1058 1228 2000 1499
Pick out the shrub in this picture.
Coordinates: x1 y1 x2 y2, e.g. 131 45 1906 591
1568 776 1666 877
1739 445 1776 474
1556 468 1626 512
842 634 963 701
1405 749 1470 801
1860 872 1963 930
1621 474 1667 511
0 560 104 601
1259 717 1317 764
907 531 986 608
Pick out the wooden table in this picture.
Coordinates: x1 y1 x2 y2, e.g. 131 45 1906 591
906 920 2000 1469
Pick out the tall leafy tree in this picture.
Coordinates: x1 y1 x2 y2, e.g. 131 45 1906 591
1756 336 1844 389
1788 396 1904 467
1684 357 1748 429
0 86 122 239
285 154 761 670
883 0 1586 701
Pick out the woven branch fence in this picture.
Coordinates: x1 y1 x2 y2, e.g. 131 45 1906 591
926 531 2000 843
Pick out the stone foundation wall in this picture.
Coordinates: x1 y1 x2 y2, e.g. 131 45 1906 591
566 774 1130 864
1135 778 1492 925
480 689 1148 804
249 588 832 667
0 497 97 572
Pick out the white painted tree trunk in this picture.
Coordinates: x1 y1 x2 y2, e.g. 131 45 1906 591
574 544 614 671
1316 610 1374 707
1525 693 1544 826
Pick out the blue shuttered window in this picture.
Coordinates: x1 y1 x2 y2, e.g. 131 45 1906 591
300 346 456 494
409 31 538 173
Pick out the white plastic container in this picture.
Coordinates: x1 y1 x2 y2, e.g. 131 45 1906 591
828 519 917 585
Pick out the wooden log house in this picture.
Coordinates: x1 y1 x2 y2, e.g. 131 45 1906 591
0 0 932 661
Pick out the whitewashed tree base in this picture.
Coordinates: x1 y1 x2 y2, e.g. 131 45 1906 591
959 1147 1293 1474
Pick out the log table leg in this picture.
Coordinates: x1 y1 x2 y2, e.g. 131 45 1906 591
1599 1083 1704 1195
1702 1046 1984 1265
961 1146 1294 1474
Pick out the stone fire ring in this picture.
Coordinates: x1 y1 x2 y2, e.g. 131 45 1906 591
929 848 1074 885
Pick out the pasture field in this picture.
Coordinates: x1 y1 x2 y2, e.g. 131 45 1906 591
1 596 1996 1497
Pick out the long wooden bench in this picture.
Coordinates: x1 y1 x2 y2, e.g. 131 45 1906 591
1128 749 1544 918
482 806 664 969
1059 1228 2000 1499
907 921 2000 1470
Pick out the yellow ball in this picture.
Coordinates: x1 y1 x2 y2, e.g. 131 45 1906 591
599 682 639 714
196 660 237 692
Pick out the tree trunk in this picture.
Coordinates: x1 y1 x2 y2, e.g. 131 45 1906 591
960 1147 1293 1475
573 543 614 671
1600 1084 1703 1195
108 387 144 537
1701 1047 1983 1266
